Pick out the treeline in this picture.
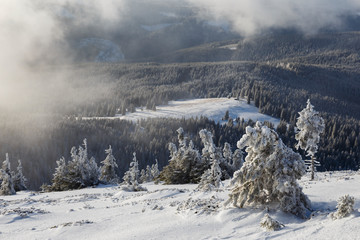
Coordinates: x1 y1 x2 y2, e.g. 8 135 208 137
64 61 359 170
0 116 256 190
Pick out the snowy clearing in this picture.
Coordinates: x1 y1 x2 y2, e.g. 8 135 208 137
1 171 359 240
112 98 280 126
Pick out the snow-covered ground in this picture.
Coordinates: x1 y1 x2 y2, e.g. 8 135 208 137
113 98 280 126
1 171 359 240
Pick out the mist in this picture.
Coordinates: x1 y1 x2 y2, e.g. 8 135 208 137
1 0 360 119
187 0 360 36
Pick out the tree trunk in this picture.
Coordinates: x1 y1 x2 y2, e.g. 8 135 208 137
310 156 315 181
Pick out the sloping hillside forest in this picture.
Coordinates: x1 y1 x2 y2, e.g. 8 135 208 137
1 33 360 190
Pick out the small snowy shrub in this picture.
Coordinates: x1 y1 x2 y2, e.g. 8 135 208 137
332 195 355 219
260 214 284 231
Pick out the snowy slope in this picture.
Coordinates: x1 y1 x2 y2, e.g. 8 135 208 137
114 98 280 126
1 171 359 240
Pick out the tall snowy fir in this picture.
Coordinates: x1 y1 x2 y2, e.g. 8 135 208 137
13 160 27 191
295 99 325 180
100 145 119 184
227 122 311 218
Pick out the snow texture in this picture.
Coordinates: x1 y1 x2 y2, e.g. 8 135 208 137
110 98 280 126
1 171 360 240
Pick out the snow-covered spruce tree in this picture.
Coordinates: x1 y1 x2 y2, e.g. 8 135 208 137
159 128 205 184
100 145 119 184
151 159 160 179
196 154 222 192
295 99 325 180
223 142 233 166
0 153 15 195
46 157 69 191
151 159 160 183
226 121 311 218
121 152 146 191
232 149 244 171
199 129 232 179
13 160 27 191
47 139 99 191
260 214 284 231
139 169 146 184
145 165 152 182
332 195 355 220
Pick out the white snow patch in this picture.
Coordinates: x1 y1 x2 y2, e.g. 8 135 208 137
1 172 360 239
115 98 280 126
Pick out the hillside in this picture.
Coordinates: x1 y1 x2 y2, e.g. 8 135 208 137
1 171 359 240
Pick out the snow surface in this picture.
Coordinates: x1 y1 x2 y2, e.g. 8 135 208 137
115 98 280 126
1 171 360 239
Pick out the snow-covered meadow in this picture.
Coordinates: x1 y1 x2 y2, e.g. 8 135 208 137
112 98 280 126
1 171 359 240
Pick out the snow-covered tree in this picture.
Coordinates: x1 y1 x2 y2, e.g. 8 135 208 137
260 214 284 231
0 170 16 195
226 121 311 218
121 152 146 191
100 145 119 184
295 99 325 180
332 195 355 220
159 128 205 184
46 139 100 191
0 153 15 195
13 160 27 191
47 157 69 191
223 142 233 166
197 156 222 192
145 165 152 182
139 169 146 183
232 149 244 171
151 159 160 180
199 129 231 179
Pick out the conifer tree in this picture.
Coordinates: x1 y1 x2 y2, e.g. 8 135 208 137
227 122 311 218
232 149 244 171
100 145 119 184
121 152 146 191
295 99 325 180
0 154 15 195
48 157 69 191
151 159 160 182
13 160 27 191
139 169 146 183
197 153 222 192
145 165 152 182
159 128 205 184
